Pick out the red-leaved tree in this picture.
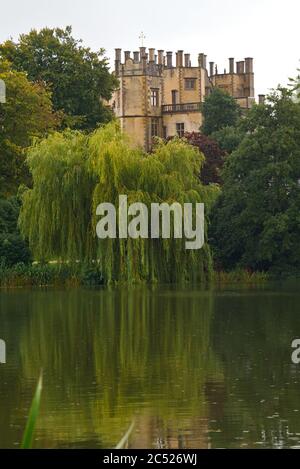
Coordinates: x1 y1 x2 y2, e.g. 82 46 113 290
184 132 226 185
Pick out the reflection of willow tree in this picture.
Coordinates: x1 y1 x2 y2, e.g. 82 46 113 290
16 287 221 448
19 123 219 284
211 287 300 448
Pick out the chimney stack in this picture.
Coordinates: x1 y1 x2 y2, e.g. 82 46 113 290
140 47 146 59
229 58 234 74
133 51 140 63
115 48 122 74
176 50 184 67
124 51 131 61
198 53 207 69
158 50 164 65
258 94 265 105
166 51 173 68
149 48 155 63
245 57 254 74
184 53 191 67
209 61 214 77
140 51 147 71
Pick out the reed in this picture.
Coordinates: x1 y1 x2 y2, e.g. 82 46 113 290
21 374 43 449
214 269 269 285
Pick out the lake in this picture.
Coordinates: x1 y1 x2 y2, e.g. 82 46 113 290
0 283 300 449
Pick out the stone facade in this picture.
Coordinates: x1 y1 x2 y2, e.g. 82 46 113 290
112 47 256 151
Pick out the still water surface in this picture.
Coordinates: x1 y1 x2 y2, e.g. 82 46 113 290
1 284 300 449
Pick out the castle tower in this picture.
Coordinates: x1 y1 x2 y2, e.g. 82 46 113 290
112 47 255 151
209 57 256 109
113 47 164 151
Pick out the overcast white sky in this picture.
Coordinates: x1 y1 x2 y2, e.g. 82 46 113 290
0 0 299 97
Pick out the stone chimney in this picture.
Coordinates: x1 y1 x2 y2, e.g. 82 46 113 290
245 57 254 74
115 48 122 74
176 50 184 67
258 94 265 105
140 47 146 59
158 50 164 65
229 58 235 74
133 51 140 63
209 61 214 77
139 50 147 71
166 51 173 68
124 51 131 61
184 53 191 67
149 48 155 63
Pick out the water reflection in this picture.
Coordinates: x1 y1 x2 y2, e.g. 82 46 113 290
0 284 300 448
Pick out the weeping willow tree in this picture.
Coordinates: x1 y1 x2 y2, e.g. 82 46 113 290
20 122 219 283
19 130 96 261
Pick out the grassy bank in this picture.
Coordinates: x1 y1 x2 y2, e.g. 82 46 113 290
213 269 269 285
0 263 271 289
0 263 104 288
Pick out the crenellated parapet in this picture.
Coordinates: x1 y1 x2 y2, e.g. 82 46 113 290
112 46 256 151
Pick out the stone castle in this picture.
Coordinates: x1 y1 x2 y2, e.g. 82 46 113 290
112 47 259 151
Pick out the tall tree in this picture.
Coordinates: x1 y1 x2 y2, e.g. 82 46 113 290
210 126 245 154
0 60 59 195
0 26 118 130
201 88 241 136
19 123 219 284
289 66 300 99
210 87 300 273
184 132 226 185
0 195 31 266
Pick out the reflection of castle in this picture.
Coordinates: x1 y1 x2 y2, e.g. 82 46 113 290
129 415 211 449
112 47 258 151
128 381 228 449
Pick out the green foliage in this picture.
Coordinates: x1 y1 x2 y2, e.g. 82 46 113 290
0 26 118 130
0 196 31 266
210 87 300 273
0 262 104 288
214 269 269 285
0 195 20 232
210 125 245 154
289 66 300 98
89 124 218 283
20 123 219 284
0 233 31 267
0 61 59 195
201 88 241 136
80 264 104 286
21 374 43 449
19 131 96 262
